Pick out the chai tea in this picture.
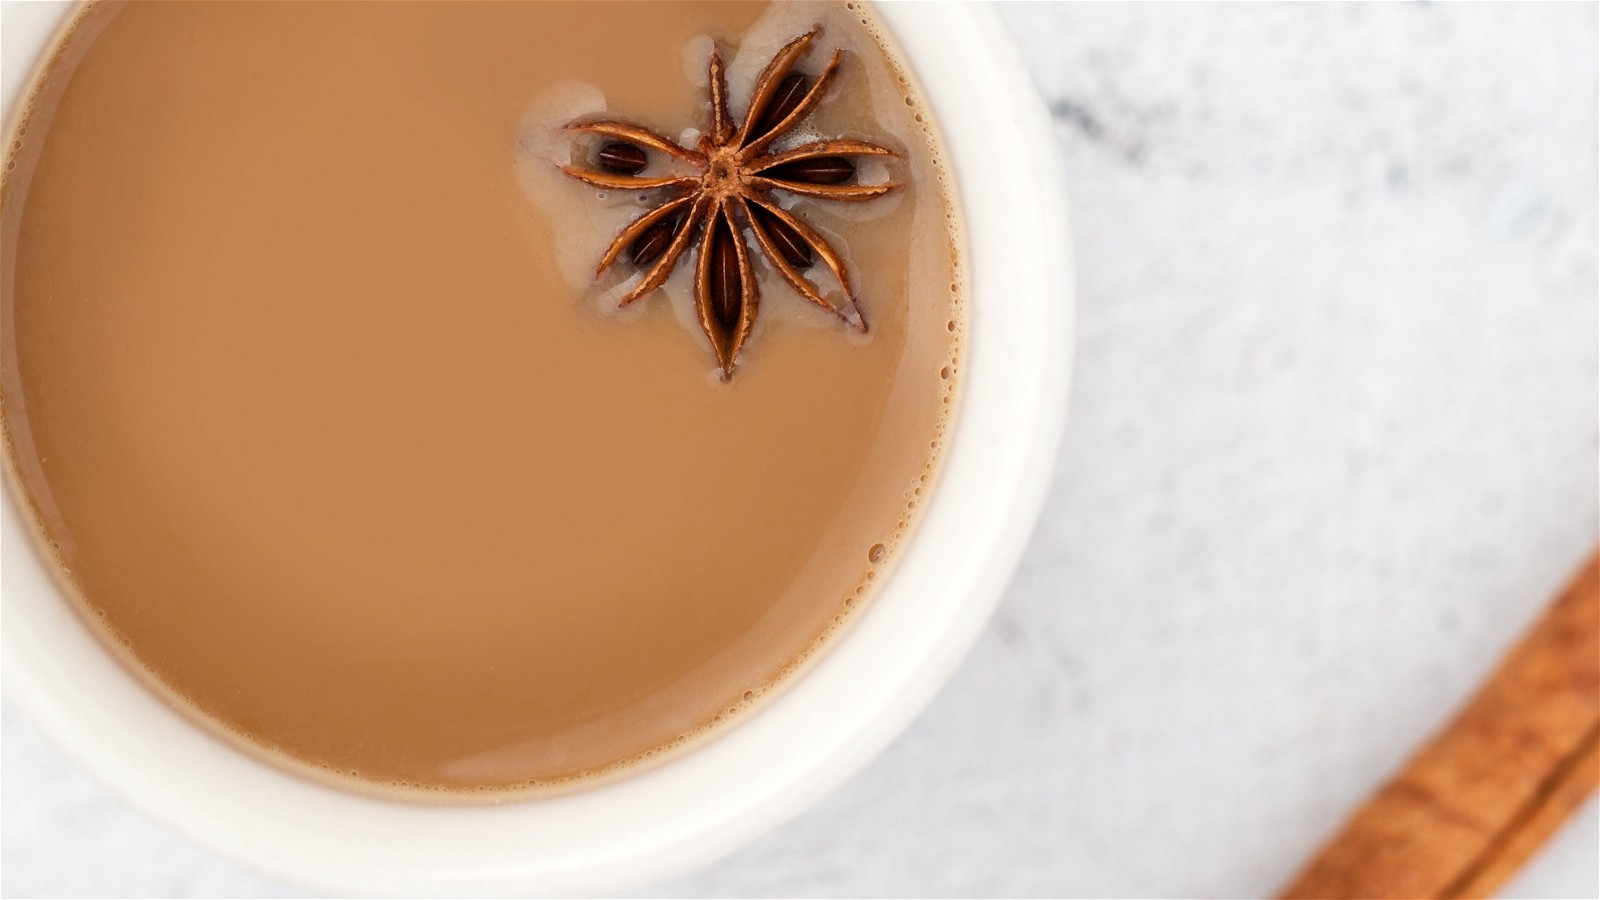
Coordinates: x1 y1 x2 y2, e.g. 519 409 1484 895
0 0 964 795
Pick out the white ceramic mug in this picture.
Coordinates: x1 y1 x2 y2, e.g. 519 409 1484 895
1 3 1073 894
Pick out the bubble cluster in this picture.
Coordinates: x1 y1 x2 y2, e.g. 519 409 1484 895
1 2 98 180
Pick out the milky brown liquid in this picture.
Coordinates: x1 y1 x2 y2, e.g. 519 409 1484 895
1 0 962 795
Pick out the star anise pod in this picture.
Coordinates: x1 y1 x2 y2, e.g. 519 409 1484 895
560 27 901 377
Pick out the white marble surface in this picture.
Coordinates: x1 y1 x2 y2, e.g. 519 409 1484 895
4 3 1598 897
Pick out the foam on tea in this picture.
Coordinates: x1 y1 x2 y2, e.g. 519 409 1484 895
1 0 964 795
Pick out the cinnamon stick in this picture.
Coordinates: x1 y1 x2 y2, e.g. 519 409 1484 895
1280 550 1600 900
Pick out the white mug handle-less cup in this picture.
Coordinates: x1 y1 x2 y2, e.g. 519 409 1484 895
1 2 1073 895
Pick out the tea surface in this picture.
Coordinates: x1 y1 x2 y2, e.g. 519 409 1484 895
1 0 961 792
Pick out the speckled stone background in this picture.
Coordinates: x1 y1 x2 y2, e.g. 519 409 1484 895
4 3 1597 897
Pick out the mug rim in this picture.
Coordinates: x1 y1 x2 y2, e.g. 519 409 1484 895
0 2 1074 895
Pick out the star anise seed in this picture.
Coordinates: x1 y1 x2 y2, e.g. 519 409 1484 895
628 212 681 266
766 155 855 185
751 204 813 269
596 141 649 175
559 27 902 377
757 73 811 138
708 223 743 332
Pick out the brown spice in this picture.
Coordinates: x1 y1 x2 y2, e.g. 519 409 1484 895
1279 550 1600 900
558 27 901 377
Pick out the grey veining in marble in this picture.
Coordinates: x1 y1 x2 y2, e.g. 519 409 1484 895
4 3 1597 897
